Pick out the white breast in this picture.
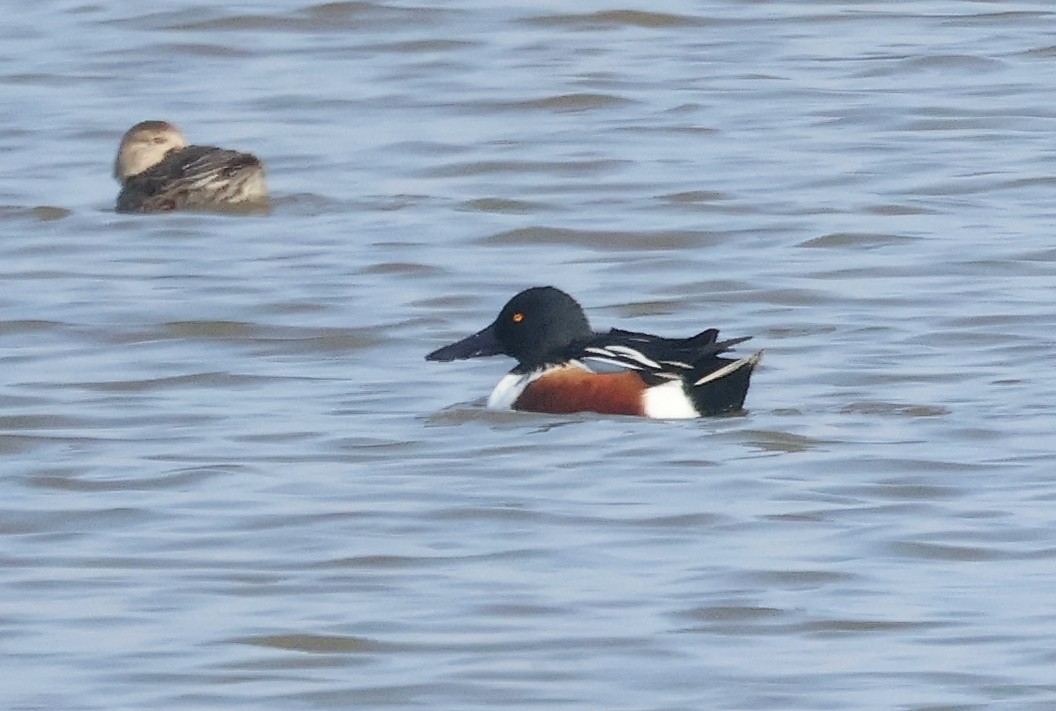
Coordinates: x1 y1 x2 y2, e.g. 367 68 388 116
487 372 535 410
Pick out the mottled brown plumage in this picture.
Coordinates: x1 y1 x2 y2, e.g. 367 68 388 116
114 120 269 214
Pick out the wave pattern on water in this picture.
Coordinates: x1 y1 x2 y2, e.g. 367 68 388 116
2 1 1056 710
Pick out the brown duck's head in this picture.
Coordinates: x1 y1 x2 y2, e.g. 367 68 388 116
113 120 189 181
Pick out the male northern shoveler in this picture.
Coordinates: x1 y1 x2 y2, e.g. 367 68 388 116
113 120 269 213
426 286 762 419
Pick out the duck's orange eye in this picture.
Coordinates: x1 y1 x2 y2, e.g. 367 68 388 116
512 312 524 323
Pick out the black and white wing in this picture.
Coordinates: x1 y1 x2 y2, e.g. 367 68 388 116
580 328 752 381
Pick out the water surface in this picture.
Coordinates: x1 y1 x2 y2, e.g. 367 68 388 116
3 2 1056 709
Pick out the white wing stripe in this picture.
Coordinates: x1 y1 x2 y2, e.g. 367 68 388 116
605 345 661 369
692 353 762 386
658 359 692 370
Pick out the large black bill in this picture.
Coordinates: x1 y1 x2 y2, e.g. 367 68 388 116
425 322 503 361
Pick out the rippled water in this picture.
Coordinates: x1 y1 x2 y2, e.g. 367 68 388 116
3 2 1056 709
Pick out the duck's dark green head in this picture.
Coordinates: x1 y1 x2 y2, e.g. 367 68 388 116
426 286 592 370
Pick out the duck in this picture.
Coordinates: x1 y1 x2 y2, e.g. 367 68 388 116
426 286 762 418
113 120 269 213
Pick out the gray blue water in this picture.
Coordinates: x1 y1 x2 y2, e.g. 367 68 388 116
3 2 1056 709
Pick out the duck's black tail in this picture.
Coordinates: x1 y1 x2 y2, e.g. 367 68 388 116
686 351 763 415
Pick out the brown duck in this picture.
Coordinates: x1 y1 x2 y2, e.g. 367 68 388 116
113 120 269 213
